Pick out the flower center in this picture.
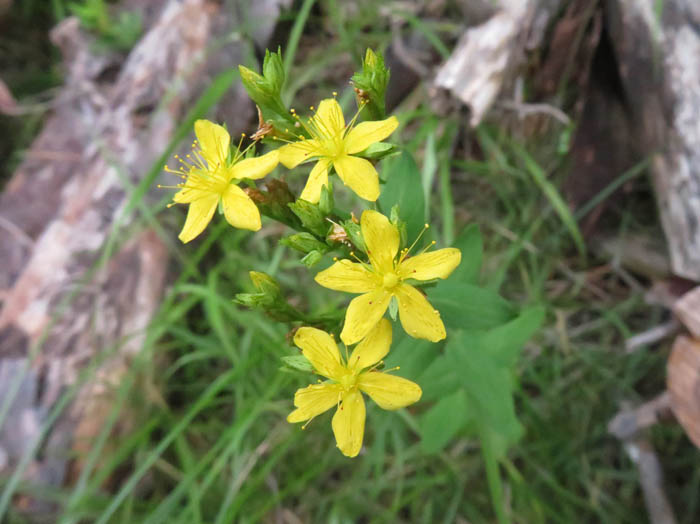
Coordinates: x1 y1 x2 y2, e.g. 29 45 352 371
338 372 358 392
382 272 400 290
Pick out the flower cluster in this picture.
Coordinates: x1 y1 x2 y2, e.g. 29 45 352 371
163 49 461 457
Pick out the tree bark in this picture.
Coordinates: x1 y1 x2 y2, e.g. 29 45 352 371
0 0 288 514
605 0 700 280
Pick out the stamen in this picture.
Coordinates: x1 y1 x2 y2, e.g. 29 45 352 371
348 251 373 273
398 223 431 265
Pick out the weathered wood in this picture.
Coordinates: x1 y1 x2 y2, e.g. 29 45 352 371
434 0 563 126
608 394 678 524
673 286 700 338
0 0 288 510
667 336 700 448
605 0 700 280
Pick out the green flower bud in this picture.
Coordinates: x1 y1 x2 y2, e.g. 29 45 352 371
262 48 285 93
249 271 282 297
342 219 366 253
288 199 329 237
239 51 290 123
351 48 390 120
280 233 329 254
301 250 324 267
318 181 334 216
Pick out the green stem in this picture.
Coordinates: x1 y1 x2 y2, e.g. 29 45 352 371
283 0 316 77
481 431 510 524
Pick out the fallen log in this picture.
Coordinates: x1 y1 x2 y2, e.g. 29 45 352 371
0 0 288 515
601 0 700 281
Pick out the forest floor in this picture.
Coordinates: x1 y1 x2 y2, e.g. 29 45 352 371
1 1 699 523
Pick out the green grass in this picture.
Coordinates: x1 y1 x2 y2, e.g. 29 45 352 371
2 0 700 522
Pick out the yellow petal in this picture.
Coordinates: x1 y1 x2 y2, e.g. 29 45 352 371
221 184 261 231
360 210 399 274
333 155 380 202
398 248 462 281
314 259 377 293
358 372 422 410
172 173 210 204
340 290 392 346
278 139 322 168
332 390 365 457
348 318 392 372
344 116 399 155
300 158 331 203
287 383 342 423
395 284 446 342
194 120 230 169
178 194 219 243
294 327 345 380
314 98 346 139
232 150 279 180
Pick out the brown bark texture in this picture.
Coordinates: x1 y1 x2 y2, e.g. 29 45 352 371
605 0 700 280
0 0 288 508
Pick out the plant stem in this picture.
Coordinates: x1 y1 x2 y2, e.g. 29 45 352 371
480 431 510 524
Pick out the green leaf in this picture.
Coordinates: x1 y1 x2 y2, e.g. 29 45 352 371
416 355 459 402
428 281 516 330
420 390 472 454
281 355 313 373
378 151 426 241
484 305 545 367
384 334 440 383
450 224 483 284
445 330 523 459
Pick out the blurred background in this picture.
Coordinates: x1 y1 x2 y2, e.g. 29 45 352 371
2 0 700 522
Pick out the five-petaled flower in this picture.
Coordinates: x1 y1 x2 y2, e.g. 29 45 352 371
277 98 398 203
287 319 421 457
315 210 461 345
166 119 279 243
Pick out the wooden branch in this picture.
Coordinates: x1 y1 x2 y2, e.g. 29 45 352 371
608 394 678 524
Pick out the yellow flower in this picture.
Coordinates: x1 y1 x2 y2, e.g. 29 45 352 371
287 319 421 458
315 210 461 345
165 119 279 243
277 98 398 203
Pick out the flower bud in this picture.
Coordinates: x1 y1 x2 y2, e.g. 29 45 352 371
318 182 334 216
288 199 329 237
239 50 290 122
262 48 285 93
249 271 281 298
351 48 390 120
301 250 324 267
280 232 329 255
342 219 366 253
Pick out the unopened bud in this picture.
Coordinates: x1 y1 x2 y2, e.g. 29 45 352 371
280 232 328 254
249 271 281 297
288 199 329 237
